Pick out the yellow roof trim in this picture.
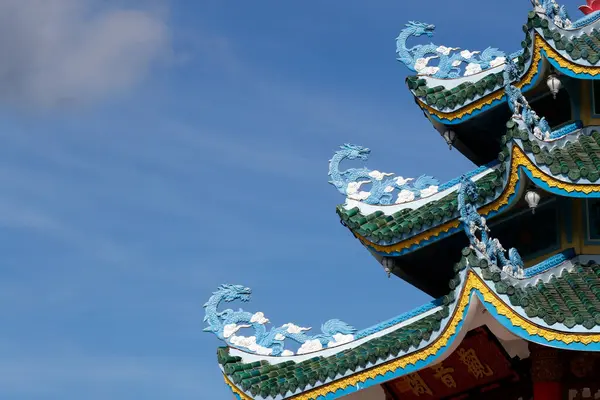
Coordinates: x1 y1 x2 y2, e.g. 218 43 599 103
359 145 600 254
419 35 600 121
224 271 600 400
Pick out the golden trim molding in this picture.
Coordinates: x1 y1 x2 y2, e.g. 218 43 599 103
360 145 600 254
419 35 600 121
225 274 473 400
224 272 600 400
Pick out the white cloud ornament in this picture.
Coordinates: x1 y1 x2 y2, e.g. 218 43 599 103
297 339 323 354
250 312 269 325
420 185 439 198
327 333 354 348
283 323 311 334
223 323 250 339
395 189 416 204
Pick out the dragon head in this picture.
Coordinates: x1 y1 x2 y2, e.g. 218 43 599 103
339 143 370 161
215 284 252 303
503 57 520 82
460 175 479 203
405 21 435 37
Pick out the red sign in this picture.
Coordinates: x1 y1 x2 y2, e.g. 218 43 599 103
385 327 518 399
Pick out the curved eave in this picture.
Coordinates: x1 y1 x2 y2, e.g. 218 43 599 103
343 137 600 256
222 253 600 400
222 268 470 400
413 20 600 125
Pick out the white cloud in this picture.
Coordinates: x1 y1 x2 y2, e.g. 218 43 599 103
0 0 169 108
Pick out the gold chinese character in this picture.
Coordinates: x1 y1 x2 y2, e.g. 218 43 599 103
402 373 433 396
458 348 493 379
433 363 457 388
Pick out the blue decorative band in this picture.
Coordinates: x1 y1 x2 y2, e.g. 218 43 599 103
355 297 444 339
572 11 600 29
548 121 582 140
438 160 499 191
524 248 575 277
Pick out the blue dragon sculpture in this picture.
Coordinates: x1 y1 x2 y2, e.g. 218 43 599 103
328 144 440 205
458 176 524 277
534 0 572 28
502 58 551 140
395 21 521 78
203 284 356 356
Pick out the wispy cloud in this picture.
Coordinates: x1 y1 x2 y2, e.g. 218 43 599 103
0 0 169 109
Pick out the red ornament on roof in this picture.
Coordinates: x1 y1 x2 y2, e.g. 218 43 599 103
580 0 600 15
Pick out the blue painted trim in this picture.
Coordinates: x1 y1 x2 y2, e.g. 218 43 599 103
545 50 600 80
524 248 575 277
296 292 471 400
367 159 600 257
259 283 600 400
428 45 600 125
572 11 600 29
548 121 582 140
438 160 499 192
355 297 443 339
368 169 523 257
231 390 243 400
478 291 600 351
428 56 543 125
520 167 600 198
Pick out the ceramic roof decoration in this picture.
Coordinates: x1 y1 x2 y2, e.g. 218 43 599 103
503 58 552 141
457 176 525 278
395 22 512 79
402 6 600 125
213 249 600 400
579 0 600 15
336 124 600 254
328 144 440 205
207 1 600 398
203 284 356 356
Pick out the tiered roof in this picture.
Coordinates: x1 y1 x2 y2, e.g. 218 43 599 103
207 3 600 400
408 11 600 124
217 248 600 400
338 123 600 257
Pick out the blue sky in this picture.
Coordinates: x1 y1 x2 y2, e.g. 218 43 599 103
0 0 586 398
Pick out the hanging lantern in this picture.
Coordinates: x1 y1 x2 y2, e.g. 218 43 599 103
381 257 394 278
442 130 456 150
525 190 541 214
546 74 562 99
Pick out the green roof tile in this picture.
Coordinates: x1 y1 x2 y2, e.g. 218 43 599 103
218 251 600 399
338 122 600 247
219 308 448 399
407 13 600 113
337 169 503 243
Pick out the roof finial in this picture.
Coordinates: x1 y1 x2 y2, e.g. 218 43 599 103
458 176 524 278
395 22 507 79
203 284 356 356
579 0 600 15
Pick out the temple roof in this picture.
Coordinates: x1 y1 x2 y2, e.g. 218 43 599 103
337 168 503 246
336 124 600 257
215 248 600 400
406 10 600 124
